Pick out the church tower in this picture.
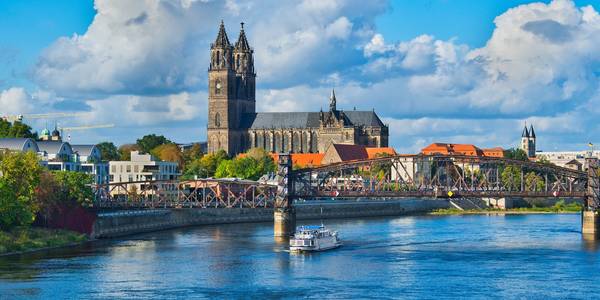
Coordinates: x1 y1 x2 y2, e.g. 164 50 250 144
233 22 256 114
520 123 536 158
207 21 244 154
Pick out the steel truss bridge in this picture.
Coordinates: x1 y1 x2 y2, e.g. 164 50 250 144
93 155 600 210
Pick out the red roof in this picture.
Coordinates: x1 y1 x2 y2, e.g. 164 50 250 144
422 143 504 157
366 147 397 159
332 144 369 161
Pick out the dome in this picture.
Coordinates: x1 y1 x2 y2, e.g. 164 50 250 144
51 129 60 136
40 128 50 136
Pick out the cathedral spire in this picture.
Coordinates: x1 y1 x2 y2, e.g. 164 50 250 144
529 124 536 138
522 122 530 138
235 22 250 51
329 89 337 111
213 20 231 48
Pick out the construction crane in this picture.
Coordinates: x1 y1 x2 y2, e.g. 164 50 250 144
58 124 115 141
1 112 89 123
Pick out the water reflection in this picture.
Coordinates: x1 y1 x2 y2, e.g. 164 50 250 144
2 214 600 298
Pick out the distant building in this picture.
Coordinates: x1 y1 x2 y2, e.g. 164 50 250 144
520 124 537 158
0 137 108 185
0 138 39 152
206 21 389 155
536 150 599 170
108 151 180 195
421 143 504 158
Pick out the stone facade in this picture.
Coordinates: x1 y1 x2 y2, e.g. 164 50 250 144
207 22 389 155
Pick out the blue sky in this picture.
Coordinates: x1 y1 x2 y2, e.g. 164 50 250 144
0 0 599 153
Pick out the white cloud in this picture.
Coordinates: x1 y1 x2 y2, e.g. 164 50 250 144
0 88 35 115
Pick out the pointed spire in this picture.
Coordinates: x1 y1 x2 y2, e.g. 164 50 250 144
235 22 250 51
329 89 337 111
530 124 536 138
214 20 231 48
521 122 530 138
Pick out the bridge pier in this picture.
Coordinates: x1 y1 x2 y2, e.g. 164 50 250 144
583 158 600 240
274 207 296 237
582 210 600 239
274 154 296 238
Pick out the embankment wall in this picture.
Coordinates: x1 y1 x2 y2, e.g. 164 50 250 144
91 199 449 239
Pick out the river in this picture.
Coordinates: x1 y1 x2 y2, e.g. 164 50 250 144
1 214 600 299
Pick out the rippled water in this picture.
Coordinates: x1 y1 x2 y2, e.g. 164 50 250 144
1 214 600 299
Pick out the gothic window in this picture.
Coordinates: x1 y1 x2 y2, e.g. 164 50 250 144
216 51 220 66
302 132 309 153
214 112 221 127
265 133 272 152
236 55 240 69
310 132 318 153
215 79 222 95
257 132 265 149
282 133 290 153
274 132 282 153
292 132 301 153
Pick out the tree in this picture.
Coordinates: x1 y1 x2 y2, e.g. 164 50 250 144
0 151 43 229
524 171 545 192
504 148 529 161
501 165 522 191
118 144 141 161
182 150 228 179
151 143 184 168
136 134 172 154
214 149 276 180
53 171 94 207
0 120 37 139
183 143 203 164
96 142 120 161
536 155 553 165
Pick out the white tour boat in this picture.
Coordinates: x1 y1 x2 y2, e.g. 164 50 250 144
289 225 341 252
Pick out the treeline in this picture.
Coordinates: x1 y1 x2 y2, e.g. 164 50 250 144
0 151 93 230
0 119 37 139
98 134 276 181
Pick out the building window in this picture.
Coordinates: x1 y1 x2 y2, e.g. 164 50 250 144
310 132 318 153
126 165 131 173
111 165 116 173
283 133 290 153
292 132 301 153
265 133 272 152
215 112 221 127
134 165 139 173
274 132 282 153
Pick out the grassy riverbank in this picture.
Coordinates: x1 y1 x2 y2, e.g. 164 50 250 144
0 227 87 255
430 200 582 215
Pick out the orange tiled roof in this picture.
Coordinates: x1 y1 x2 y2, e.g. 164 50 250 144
270 153 324 167
365 147 397 159
422 143 504 157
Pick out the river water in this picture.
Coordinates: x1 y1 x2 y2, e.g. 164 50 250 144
1 214 600 299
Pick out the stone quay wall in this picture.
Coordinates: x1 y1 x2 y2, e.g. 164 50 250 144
91 199 450 239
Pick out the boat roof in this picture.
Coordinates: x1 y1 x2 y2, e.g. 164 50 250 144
297 225 324 231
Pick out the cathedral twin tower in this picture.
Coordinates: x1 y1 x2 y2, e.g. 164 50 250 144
207 21 256 154
207 22 389 155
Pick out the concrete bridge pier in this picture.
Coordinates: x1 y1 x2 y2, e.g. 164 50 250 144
582 210 600 240
274 207 296 238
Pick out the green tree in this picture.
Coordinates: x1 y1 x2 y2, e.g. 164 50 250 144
503 148 529 161
536 155 553 165
96 142 120 161
214 149 275 180
183 143 203 165
118 144 141 161
524 171 545 192
136 134 172 154
0 120 37 139
0 151 42 229
53 171 94 207
182 150 228 179
501 164 522 191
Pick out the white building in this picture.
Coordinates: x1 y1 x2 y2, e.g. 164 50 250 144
536 150 599 170
72 145 109 185
109 151 180 195
0 138 109 185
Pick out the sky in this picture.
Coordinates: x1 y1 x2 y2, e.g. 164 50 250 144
0 0 599 153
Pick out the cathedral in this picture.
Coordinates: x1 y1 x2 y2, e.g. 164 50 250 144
207 21 389 155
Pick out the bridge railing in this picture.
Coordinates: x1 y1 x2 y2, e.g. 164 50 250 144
92 178 277 209
290 154 590 200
